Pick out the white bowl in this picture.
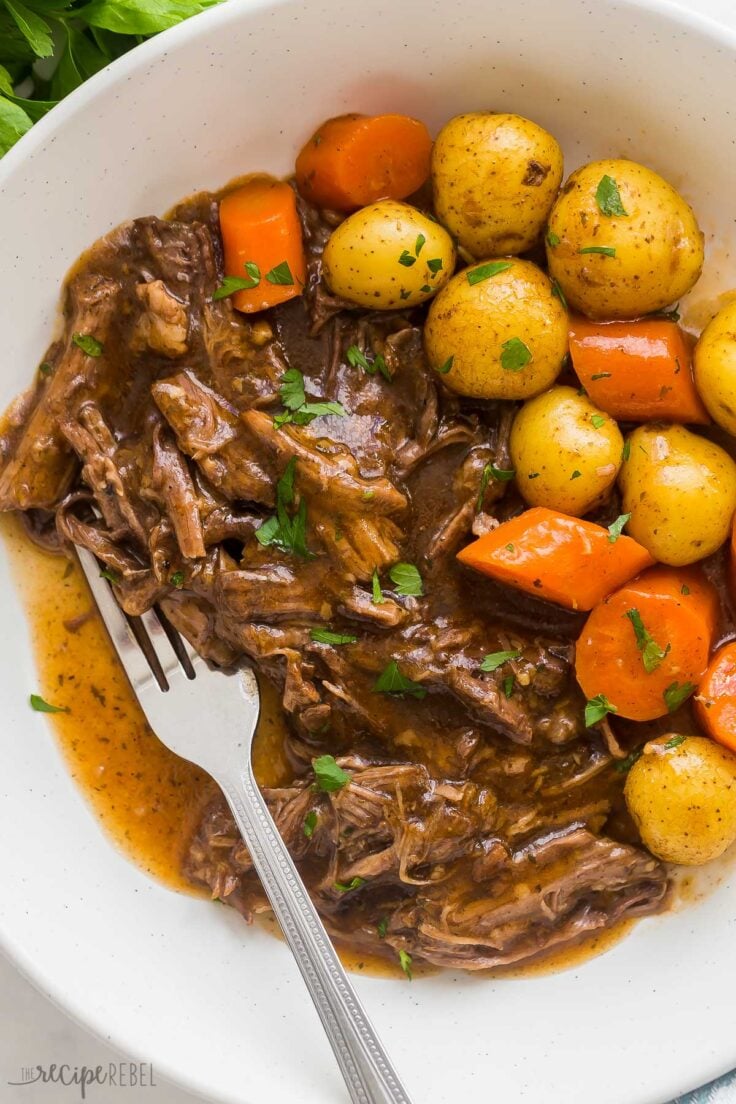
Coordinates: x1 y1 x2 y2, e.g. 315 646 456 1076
2 1 736 1101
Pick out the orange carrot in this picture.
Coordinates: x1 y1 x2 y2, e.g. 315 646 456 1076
219 178 306 313
569 317 710 424
456 507 654 611
576 566 719 722
295 113 432 211
695 642 736 752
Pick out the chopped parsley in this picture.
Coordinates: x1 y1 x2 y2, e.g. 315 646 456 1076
334 877 366 893
99 567 120 584
274 368 346 427
595 175 628 217
39 361 52 377
607 513 631 543
591 371 612 381
546 229 561 247
389 562 424 597
663 681 696 713
72 332 103 357
502 675 514 698
570 470 582 480
622 439 631 462
265 261 295 285
477 462 515 513
615 747 644 774
435 355 454 375
377 916 389 939
312 754 351 793
255 457 314 559
371 569 384 605
169 571 185 588
551 278 568 309
584 694 618 728
345 345 391 381
310 628 358 645
398 949 413 980
579 246 617 257
664 733 688 750
30 694 68 714
505 543 515 553
591 413 606 429
681 584 690 596
626 608 670 673
466 260 513 286
480 649 521 673
373 660 427 699
500 337 532 373
213 261 260 299
398 250 416 267
414 233 426 256
427 257 443 274
303 811 318 838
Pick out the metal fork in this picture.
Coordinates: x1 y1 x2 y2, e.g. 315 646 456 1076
76 547 413 1104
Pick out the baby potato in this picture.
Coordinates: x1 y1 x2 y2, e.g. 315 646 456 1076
625 735 736 865
322 199 454 310
510 386 623 516
424 258 568 400
432 112 563 257
619 424 736 565
546 158 704 319
694 300 736 435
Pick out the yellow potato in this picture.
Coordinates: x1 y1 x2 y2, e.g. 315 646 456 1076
321 199 455 310
694 300 736 434
625 735 736 865
424 258 568 400
546 158 704 319
619 424 736 565
432 112 563 257
510 386 623 515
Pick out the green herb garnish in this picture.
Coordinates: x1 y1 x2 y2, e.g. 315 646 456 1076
398 950 413 980
427 257 443 274
255 457 314 559
551 279 568 309
546 230 561 247
310 628 358 645
265 260 295 285
579 246 617 257
591 371 612 381
585 694 618 727
274 368 346 427
377 917 389 939
681 584 690 596
435 355 454 375
615 747 644 774
39 361 52 376
389 562 424 598
663 681 696 713
622 439 631 462
213 261 260 300
303 810 318 838
591 414 606 429
502 675 514 698
398 250 416 267
30 693 68 714
99 567 120 584
595 175 627 217
371 569 384 605
373 660 427 700
500 337 532 373
72 332 103 357
466 260 513 286
664 733 687 750
312 754 351 792
334 877 365 893
570 470 582 480
626 608 670 674
607 513 631 543
414 233 426 256
169 570 185 588
480 649 521 672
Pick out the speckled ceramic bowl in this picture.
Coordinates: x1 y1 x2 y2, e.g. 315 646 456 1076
2 1 736 1101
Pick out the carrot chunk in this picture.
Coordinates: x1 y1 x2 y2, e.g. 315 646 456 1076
569 317 710 424
295 113 432 211
219 178 306 313
576 566 719 722
456 507 654 611
695 643 736 753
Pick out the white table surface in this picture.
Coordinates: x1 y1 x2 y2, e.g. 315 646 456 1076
4 1 736 1101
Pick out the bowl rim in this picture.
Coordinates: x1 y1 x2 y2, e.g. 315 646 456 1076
3 1 736 1102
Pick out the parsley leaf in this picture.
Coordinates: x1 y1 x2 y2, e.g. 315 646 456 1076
414 233 426 256
255 457 314 559
312 754 351 792
591 371 612 380
398 250 416 267
435 355 454 375
371 569 384 605
570 470 582 480
579 246 617 257
30 693 68 714
622 439 631 462
345 344 391 380
551 278 568 309
334 877 365 893
546 229 561 247
664 733 688 750
303 810 318 838
502 675 514 698
626 608 670 673
99 567 120 585
427 257 443 274
398 949 413 980
480 649 521 672
169 570 185 588
213 261 260 300
500 337 532 373
72 332 103 357
389 562 424 597
591 413 606 429
595 175 628 217
477 461 515 512
467 260 513 286
663 681 696 713
377 916 389 939
615 747 644 774
265 260 295 285
681 584 690 596
310 628 358 645
607 513 631 543
584 694 618 727
373 660 427 699
274 368 346 427
279 367 306 411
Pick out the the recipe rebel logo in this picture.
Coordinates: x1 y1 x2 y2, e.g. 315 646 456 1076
7 1062 157 1099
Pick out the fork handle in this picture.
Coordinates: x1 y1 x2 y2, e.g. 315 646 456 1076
219 768 414 1104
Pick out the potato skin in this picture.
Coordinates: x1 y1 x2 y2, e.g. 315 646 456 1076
322 200 455 309
424 258 568 400
694 300 736 434
432 112 563 257
510 386 623 515
546 158 704 319
625 735 736 865
619 424 736 565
